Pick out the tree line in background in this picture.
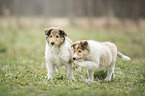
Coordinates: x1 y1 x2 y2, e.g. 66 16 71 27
0 0 145 20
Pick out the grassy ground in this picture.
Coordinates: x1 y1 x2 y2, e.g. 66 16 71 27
0 18 145 96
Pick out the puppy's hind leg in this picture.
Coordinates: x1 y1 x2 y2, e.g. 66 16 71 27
105 61 115 81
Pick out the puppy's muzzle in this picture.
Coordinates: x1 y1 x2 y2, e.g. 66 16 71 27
51 42 55 45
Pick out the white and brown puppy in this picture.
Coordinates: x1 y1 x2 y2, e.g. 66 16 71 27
72 40 131 81
44 27 74 79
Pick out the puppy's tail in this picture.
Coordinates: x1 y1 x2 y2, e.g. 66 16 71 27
117 51 131 61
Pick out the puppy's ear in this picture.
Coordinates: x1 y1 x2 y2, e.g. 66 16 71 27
80 40 88 47
71 43 76 49
44 28 53 36
59 29 67 37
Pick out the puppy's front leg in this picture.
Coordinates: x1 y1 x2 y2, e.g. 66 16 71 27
76 61 99 81
77 61 99 70
46 61 54 79
87 70 94 81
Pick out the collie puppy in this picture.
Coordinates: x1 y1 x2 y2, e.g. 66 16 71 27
44 27 74 79
72 40 131 81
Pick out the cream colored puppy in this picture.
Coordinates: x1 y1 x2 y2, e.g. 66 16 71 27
72 40 131 81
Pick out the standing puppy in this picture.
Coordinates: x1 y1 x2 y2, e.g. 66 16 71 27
72 40 131 81
44 27 74 79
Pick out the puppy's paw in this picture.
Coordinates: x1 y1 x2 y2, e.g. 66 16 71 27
72 64 78 70
74 60 78 64
47 74 54 80
104 77 111 81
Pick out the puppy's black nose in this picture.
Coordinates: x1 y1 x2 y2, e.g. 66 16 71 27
73 57 76 60
51 42 55 45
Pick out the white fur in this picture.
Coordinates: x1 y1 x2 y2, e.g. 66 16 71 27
74 40 130 81
45 37 74 79
117 51 131 61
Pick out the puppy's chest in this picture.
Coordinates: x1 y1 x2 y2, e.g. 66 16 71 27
50 51 63 60
50 54 63 65
47 48 69 65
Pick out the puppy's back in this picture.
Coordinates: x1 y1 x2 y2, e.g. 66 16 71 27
102 42 117 60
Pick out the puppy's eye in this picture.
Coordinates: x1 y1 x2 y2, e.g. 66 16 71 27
50 35 52 38
78 50 81 53
56 36 59 38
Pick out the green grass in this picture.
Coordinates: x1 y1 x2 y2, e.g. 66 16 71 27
0 18 145 96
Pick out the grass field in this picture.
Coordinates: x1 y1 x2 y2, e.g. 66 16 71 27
0 18 145 96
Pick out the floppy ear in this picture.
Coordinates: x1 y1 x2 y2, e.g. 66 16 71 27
80 40 88 48
71 43 76 49
59 29 67 37
44 28 53 36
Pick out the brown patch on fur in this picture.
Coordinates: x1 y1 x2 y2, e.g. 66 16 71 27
71 41 80 49
72 40 90 59
44 27 67 47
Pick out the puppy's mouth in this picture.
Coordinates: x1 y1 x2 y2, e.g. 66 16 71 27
49 42 57 47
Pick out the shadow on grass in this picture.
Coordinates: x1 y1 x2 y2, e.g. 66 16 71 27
94 70 107 80
0 43 7 53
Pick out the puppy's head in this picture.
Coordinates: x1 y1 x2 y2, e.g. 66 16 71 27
72 40 90 60
44 27 67 47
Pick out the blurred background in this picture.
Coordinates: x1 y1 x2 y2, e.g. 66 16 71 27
1 0 145 28
1 0 145 18
0 0 145 61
